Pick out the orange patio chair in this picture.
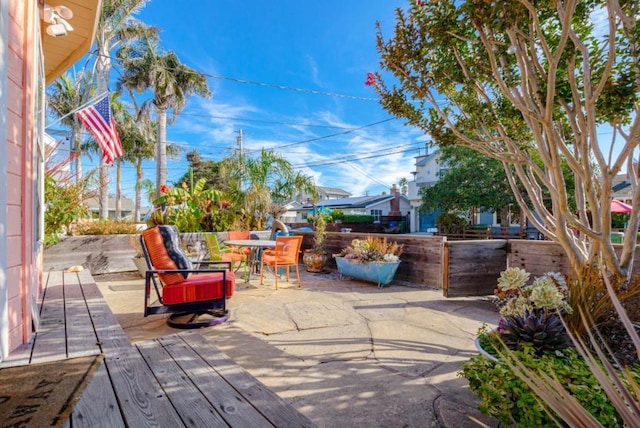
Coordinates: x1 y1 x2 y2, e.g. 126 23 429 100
140 225 235 328
227 230 252 258
259 235 303 290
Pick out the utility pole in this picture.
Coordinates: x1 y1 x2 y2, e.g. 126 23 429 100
236 129 243 155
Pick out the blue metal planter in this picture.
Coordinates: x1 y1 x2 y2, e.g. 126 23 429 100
335 257 400 288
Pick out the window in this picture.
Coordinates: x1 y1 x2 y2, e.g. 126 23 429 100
371 209 382 222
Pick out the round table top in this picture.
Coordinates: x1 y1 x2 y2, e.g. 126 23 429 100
224 239 276 248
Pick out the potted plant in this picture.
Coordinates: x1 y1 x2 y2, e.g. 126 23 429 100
302 210 330 272
333 236 403 288
474 267 573 360
128 234 148 277
461 267 586 424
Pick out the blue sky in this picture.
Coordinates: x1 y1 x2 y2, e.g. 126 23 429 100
89 0 428 200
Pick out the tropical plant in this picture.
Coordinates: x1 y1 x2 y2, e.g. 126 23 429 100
47 71 95 184
151 179 230 232
93 0 158 219
219 149 316 230
117 35 211 197
372 0 640 280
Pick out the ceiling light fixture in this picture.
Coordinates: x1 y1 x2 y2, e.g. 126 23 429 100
41 4 74 37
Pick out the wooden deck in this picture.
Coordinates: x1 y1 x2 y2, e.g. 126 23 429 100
1 270 315 427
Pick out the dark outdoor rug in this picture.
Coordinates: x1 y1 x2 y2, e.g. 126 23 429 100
0 354 104 427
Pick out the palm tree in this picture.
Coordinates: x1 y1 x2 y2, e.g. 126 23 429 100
399 177 408 195
117 36 211 197
92 0 158 219
220 149 316 229
47 71 94 184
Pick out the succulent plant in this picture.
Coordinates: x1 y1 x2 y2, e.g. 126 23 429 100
501 308 570 356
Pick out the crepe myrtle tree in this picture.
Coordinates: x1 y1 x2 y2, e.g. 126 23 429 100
371 0 640 280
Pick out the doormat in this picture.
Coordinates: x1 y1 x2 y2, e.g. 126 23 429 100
0 354 104 428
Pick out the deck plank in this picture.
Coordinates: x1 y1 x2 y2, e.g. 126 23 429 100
155 334 273 427
70 360 126 428
77 273 131 355
30 271 67 364
104 348 185 427
64 272 101 358
178 331 316 428
136 339 229 428
4 270 315 428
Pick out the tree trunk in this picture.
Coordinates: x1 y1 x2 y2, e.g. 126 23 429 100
72 126 82 185
115 159 122 220
156 107 167 196
96 43 111 220
134 157 143 222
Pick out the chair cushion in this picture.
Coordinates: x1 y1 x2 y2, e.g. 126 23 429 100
142 226 193 285
221 252 246 263
162 271 235 304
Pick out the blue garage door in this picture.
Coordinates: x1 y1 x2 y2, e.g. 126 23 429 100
419 210 439 232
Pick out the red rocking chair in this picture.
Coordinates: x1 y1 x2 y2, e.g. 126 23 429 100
140 225 235 329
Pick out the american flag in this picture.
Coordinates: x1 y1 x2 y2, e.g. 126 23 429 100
76 94 123 165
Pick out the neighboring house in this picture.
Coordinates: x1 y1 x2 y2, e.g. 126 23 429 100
316 186 351 201
407 146 442 233
612 174 633 203
86 196 136 219
297 185 351 204
406 145 522 233
299 185 411 223
1 0 101 360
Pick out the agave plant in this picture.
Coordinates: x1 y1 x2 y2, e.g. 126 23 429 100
501 308 570 356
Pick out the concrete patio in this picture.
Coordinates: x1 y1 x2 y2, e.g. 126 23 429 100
95 269 500 427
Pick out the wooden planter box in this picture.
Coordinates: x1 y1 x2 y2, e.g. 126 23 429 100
335 257 400 288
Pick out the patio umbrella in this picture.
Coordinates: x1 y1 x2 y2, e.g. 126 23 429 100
611 199 633 213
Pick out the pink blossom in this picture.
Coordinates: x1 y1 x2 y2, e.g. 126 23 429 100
364 72 376 87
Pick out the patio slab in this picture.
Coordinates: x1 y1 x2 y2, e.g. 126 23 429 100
95 269 500 427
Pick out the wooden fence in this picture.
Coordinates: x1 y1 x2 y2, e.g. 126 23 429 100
47 233 638 299
443 240 508 297
299 232 445 289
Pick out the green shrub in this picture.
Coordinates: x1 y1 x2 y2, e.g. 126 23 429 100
75 220 140 235
330 209 345 222
460 343 638 427
435 213 468 234
342 214 374 224
44 175 91 247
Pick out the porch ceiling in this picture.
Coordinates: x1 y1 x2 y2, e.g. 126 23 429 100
41 0 102 85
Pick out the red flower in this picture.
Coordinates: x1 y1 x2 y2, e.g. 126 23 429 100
364 72 376 87
159 184 170 194
220 200 230 209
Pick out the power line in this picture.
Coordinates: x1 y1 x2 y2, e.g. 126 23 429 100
93 52 379 101
294 145 424 168
178 111 422 133
296 142 423 168
245 118 397 152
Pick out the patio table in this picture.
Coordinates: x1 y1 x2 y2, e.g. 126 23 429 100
224 239 276 282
